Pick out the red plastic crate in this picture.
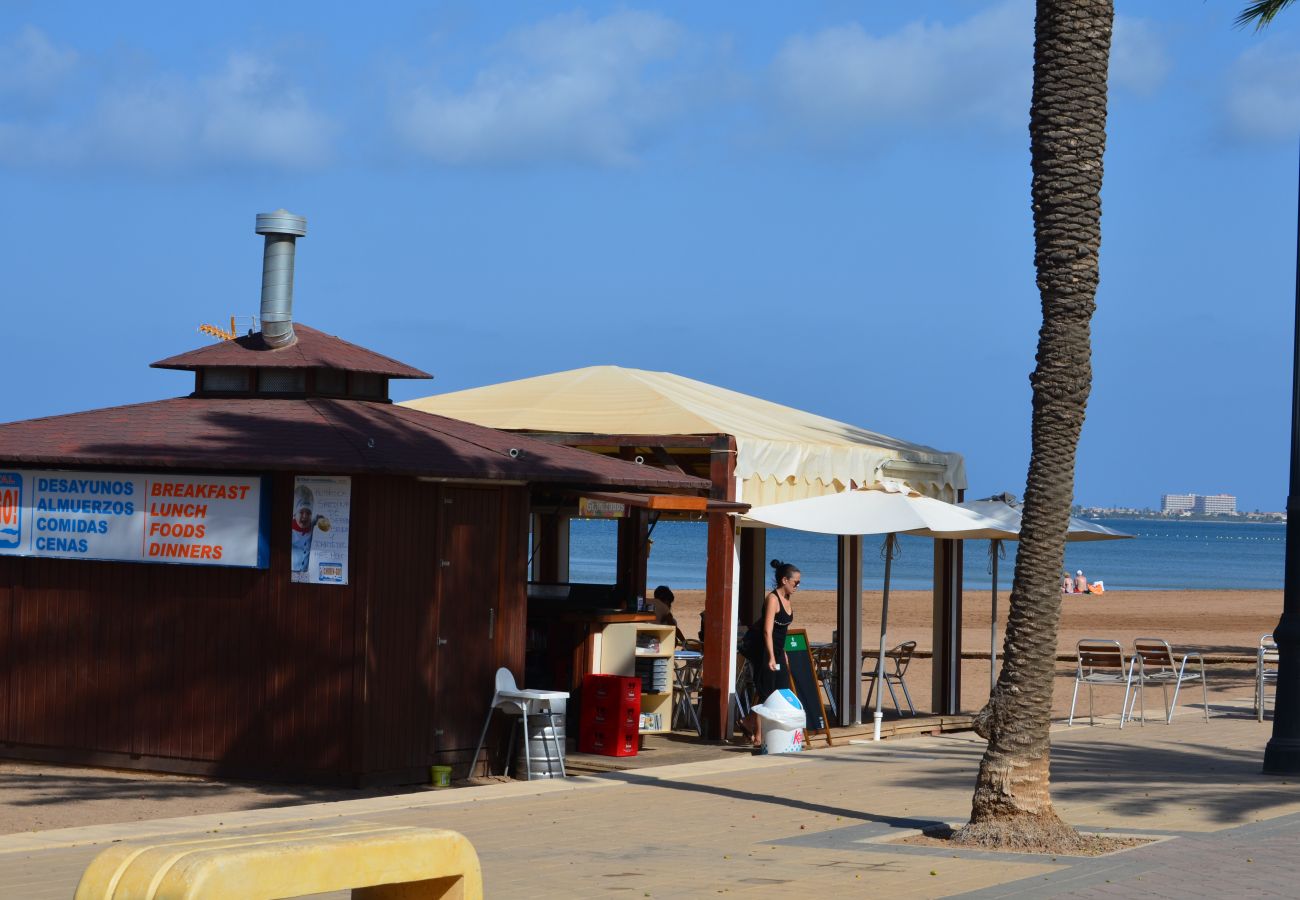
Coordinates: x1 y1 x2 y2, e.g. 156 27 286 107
582 699 638 728
580 677 638 727
584 673 640 705
578 674 641 757
578 723 639 757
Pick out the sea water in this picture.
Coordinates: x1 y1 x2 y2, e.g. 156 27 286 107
567 517 1285 592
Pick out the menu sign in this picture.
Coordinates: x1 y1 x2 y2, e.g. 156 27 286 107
0 469 267 568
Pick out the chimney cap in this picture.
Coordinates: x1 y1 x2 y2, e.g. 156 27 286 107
255 209 307 237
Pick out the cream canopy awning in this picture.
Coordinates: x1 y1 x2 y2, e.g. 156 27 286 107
742 484 992 535
401 366 967 503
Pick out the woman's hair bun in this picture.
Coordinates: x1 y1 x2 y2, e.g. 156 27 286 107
769 558 783 571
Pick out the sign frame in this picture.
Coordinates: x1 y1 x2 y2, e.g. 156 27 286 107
782 628 835 748
0 468 269 570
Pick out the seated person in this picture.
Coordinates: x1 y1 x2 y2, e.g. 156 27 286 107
651 585 676 624
651 585 688 647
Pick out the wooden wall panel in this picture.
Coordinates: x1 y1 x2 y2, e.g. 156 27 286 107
435 486 505 753
359 477 439 776
494 487 529 679
0 470 533 784
0 472 357 781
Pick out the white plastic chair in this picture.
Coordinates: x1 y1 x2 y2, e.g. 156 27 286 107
1069 639 1134 727
1258 633 1279 722
469 668 569 781
1123 638 1208 725
862 641 917 717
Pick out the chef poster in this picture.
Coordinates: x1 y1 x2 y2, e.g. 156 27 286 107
290 476 351 584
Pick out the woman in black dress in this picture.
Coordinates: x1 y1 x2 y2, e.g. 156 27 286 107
739 559 800 746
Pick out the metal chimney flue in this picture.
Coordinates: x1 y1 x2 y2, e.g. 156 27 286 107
255 209 307 348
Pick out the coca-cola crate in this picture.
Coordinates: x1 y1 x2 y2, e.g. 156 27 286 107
579 673 640 728
582 698 638 728
578 722 639 757
584 673 640 705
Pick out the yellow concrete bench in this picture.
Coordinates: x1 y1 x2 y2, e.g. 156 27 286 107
74 823 482 899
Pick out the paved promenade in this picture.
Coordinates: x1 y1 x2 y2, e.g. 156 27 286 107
3 699 1298 898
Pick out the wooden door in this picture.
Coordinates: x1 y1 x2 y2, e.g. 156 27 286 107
435 487 504 752
359 477 441 777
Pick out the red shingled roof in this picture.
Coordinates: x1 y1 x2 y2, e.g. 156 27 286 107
0 397 708 489
151 324 431 379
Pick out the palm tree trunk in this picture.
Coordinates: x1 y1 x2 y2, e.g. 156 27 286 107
953 0 1112 850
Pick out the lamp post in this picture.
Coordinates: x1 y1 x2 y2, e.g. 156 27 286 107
1264 150 1300 774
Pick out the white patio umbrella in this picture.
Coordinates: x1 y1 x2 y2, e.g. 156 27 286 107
956 496 1134 693
741 482 1003 740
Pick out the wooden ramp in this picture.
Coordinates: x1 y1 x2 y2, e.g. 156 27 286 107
564 714 974 774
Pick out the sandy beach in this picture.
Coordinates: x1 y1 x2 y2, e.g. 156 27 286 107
675 588 1281 655
675 588 1281 719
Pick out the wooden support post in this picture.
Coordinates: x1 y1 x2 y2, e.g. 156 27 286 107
632 507 650 602
836 534 863 726
738 526 766 628
615 507 649 607
531 513 567 584
555 515 570 583
931 538 964 715
701 435 737 740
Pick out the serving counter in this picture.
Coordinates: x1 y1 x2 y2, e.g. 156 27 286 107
525 583 674 733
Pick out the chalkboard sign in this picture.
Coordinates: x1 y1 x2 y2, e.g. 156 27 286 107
782 628 833 745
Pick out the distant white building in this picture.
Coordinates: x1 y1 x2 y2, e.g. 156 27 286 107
1161 493 1237 514
1195 494 1237 515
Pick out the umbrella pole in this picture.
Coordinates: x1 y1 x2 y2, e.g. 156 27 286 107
873 533 895 741
990 539 999 694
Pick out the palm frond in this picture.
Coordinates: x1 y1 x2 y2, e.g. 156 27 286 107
1237 0 1297 29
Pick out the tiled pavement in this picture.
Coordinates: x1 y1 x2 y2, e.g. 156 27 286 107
3 700 1299 898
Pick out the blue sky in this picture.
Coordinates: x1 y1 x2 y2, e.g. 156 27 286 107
0 1 1296 511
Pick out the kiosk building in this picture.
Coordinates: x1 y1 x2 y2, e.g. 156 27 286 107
0 212 707 784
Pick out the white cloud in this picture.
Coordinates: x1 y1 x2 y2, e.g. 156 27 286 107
770 1 1031 137
1224 41 1300 143
391 10 694 166
769 3 1167 143
1110 16 1170 96
0 33 336 171
0 26 77 113
197 54 336 167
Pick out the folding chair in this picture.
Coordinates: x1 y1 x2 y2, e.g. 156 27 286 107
1258 633 1278 722
734 656 755 722
469 668 569 781
1069 639 1134 727
673 652 703 735
811 644 839 722
1124 638 1208 725
862 641 917 717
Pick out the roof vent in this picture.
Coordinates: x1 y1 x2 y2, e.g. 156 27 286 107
255 209 307 349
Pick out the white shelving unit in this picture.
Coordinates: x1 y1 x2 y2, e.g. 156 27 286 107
634 624 674 734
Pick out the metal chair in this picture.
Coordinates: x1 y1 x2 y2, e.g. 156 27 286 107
673 651 703 735
811 643 839 721
862 641 917 717
1123 638 1208 725
469 668 569 781
1258 633 1279 722
734 656 755 721
1069 639 1134 727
